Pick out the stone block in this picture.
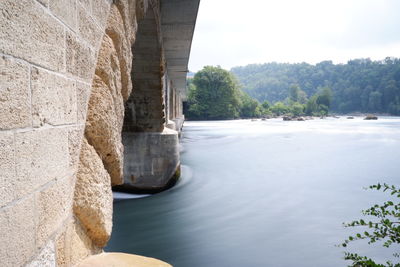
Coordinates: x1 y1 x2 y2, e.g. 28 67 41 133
31 67 77 127
114 0 138 45
0 56 31 130
92 0 111 28
49 0 77 30
15 128 70 199
26 241 56 267
0 132 15 208
0 0 65 71
94 34 122 102
66 30 96 81
36 0 48 7
0 195 36 267
70 219 102 265
77 81 91 124
106 5 133 101
78 5 103 48
78 0 91 11
36 176 74 249
68 126 84 173
74 138 113 247
85 74 124 185
56 227 69 267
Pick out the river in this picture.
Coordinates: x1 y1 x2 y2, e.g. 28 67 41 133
106 117 400 267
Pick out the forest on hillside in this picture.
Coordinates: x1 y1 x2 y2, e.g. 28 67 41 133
231 58 400 115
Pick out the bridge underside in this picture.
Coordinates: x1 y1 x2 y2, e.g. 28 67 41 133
116 0 199 193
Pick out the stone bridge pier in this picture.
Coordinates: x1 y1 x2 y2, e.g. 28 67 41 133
116 0 197 193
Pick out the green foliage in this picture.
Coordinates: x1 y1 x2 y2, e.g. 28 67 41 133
270 102 290 116
262 100 271 110
240 92 262 118
186 66 242 120
316 87 333 109
291 102 305 116
231 58 400 114
289 84 301 103
340 184 400 267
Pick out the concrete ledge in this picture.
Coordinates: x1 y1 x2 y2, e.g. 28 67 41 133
76 252 172 267
172 116 184 132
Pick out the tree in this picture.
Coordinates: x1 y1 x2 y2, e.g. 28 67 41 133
368 91 383 112
270 102 290 115
316 87 333 109
305 95 319 115
289 84 300 102
290 102 305 116
240 92 262 118
262 100 271 110
340 184 400 267
186 66 242 120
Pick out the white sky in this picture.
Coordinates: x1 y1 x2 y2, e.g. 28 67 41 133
188 0 400 72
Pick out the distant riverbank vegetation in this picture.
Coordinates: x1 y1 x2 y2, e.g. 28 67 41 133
231 58 400 116
185 58 400 120
185 66 334 120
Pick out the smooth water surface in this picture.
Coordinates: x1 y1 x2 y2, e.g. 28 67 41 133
107 117 400 267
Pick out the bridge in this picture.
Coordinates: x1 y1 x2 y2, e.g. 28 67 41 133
0 0 199 265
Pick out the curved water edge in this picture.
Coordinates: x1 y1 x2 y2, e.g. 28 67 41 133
107 117 400 267
112 165 193 201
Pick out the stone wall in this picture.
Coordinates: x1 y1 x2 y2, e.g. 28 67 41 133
0 0 189 265
0 0 111 265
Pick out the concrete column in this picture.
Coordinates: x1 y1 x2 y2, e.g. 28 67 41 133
117 128 180 193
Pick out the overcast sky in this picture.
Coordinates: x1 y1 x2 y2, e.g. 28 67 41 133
188 0 400 72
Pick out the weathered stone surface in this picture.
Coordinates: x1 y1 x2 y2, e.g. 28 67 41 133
106 5 133 101
136 0 149 20
15 128 70 199
36 0 48 7
68 126 84 173
78 4 103 48
0 195 36 267
56 217 101 266
0 132 15 208
74 138 113 247
50 0 77 29
94 35 123 114
114 0 138 45
26 241 56 267
31 67 77 127
78 0 91 11
128 8 165 133
86 74 124 185
36 176 74 249
77 252 173 267
66 30 96 81
0 56 31 130
92 0 112 28
0 0 65 71
70 219 102 265
77 81 92 124
56 227 69 267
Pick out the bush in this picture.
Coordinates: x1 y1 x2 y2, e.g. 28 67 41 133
340 184 400 267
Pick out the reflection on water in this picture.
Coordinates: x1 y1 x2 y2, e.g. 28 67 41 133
106 117 400 267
